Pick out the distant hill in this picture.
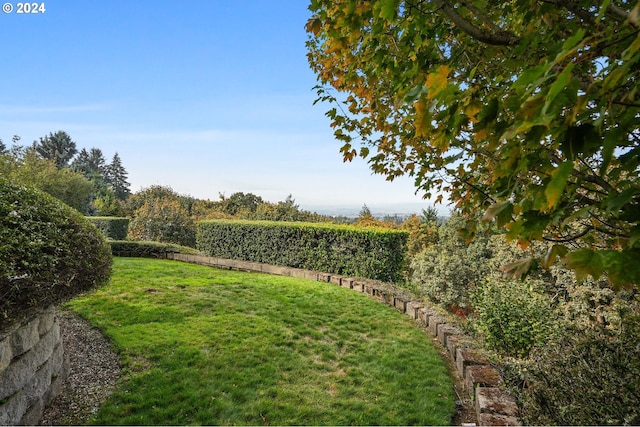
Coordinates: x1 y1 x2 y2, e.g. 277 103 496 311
302 203 449 219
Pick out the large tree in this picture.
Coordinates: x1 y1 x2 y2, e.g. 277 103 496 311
33 131 78 168
72 147 107 180
306 0 640 289
105 152 131 201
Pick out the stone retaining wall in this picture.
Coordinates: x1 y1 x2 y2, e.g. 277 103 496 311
167 253 522 426
0 306 69 425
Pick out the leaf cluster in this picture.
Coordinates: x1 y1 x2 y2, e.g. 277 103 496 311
307 0 640 290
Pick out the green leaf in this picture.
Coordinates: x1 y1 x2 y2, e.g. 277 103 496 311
542 244 568 268
500 257 536 280
378 0 396 20
606 187 640 213
513 64 549 91
477 98 499 126
543 62 574 115
560 124 599 160
482 201 514 227
544 161 573 210
404 84 426 103
630 226 640 248
564 248 604 281
561 29 585 53
600 249 640 291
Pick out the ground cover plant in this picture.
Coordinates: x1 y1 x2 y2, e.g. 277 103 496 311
67 257 455 425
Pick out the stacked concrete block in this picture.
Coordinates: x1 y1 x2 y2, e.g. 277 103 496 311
340 278 354 290
475 388 521 426
437 324 461 347
351 280 365 293
0 306 69 426
427 314 446 337
393 295 407 313
405 301 423 320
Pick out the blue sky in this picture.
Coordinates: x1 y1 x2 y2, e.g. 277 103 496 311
1 0 441 213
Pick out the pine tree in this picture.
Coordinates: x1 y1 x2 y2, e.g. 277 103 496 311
106 152 131 201
33 131 77 168
72 148 92 177
88 148 107 178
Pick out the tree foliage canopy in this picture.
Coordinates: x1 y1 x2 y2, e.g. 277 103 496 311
306 0 640 289
32 130 78 168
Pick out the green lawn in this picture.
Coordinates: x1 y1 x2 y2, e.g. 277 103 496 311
67 257 455 425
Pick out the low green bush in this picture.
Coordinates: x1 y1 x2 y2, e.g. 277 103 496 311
197 220 408 282
410 213 491 309
1 179 112 327
472 278 558 357
513 312 640 425
87 216 130 240
109 240 200 258
128 199 196 247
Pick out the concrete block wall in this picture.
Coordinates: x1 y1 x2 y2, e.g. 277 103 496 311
167 253 522 426
0 306 69 425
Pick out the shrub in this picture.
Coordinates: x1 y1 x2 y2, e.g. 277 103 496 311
514 311 640 425
93 190 124 216
410 213 491 309
87 216 130 240
109 240 200 257
124 185 196 217
400 214 439 257
1 149 95 214
472 278 558 357
128 199 196 247
197 220 408 282
0 179 112 327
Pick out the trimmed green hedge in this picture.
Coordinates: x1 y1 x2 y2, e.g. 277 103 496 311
87 216 130 240
197 220 408 282
1 179 112 328
109 240 200 258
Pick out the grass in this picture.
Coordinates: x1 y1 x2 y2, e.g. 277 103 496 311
67 257 456 425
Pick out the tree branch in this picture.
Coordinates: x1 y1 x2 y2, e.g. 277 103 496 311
544 0 636 28
430 0 521 46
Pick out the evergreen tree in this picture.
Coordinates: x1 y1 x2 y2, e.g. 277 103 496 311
106 152 131 201
33 131 77 168
1 135 21 153
72 148 92 177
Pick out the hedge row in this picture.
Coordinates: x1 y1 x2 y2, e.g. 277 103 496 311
1 180 112 328
197 220 408 282
109 240 200 258
86 216 130 240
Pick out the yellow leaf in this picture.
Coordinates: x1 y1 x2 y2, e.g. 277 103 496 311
464 100 483 122
426 65 450 100
414 99 431 138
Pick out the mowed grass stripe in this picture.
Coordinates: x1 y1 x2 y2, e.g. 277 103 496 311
67 257 455 425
